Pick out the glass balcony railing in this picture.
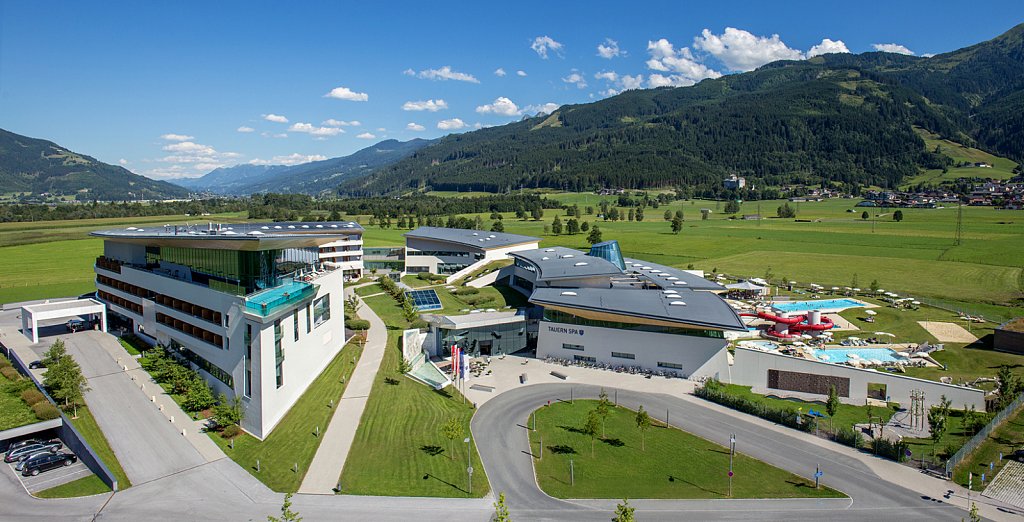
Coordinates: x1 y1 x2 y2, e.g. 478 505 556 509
244 279 317 316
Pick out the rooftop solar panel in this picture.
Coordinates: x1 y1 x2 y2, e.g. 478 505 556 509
406 289 443 311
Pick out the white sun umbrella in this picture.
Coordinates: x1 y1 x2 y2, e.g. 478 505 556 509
853 288 861 292
848 336 861 340
831 286 840 291
874 332 896 337
865 309 877 316
876 288 886 293
912 301 921 305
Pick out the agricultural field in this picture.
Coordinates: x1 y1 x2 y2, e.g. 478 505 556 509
900 128 1019 187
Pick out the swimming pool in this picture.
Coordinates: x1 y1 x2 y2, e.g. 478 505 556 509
812 348 907 365
772 298 864 313
245 279 315 315
742 340 780 351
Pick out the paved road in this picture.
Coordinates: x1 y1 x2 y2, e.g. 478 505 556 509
300 293 388 494
472 384 980 521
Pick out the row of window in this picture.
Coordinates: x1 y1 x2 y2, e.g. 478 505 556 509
169 339 234 388
97 275 222 327
542 310 725 339
407 250 484 260
98 290 142 316
559 344 675 368
156 313 225 349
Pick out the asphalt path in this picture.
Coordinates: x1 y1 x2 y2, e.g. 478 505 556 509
472 384 972 521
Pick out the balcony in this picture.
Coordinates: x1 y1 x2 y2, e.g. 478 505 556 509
244 279 317 317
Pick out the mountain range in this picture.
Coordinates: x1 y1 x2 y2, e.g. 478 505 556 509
176 138 433 195
0 128 189 201
342 23 1024 196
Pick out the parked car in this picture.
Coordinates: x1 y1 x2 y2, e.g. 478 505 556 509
78 292 97 300
1010 449 1024 463
4 439 44 453
28 360 46 369
4 441 62 463
66 319 86 332
15 451 56 471
22 453 77 476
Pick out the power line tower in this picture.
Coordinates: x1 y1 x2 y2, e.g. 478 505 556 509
954 202 963 246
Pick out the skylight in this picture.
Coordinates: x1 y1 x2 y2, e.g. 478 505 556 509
669 301 687 306
560 291 577 296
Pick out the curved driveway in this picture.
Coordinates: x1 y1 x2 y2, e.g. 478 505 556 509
472 384 973 521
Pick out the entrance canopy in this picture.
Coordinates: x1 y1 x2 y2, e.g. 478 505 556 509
21 298 107 344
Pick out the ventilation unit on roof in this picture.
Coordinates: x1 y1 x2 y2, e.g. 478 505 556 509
488 235 496 238
126 227 137 231
261 226 270 229
560 291 577 296
316 224 323 228
274 226 282 229
330 224 338 228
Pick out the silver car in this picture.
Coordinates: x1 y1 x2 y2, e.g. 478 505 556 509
4 441 61 463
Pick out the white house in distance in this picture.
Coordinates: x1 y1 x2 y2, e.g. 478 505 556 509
403 226 540 282
91 221 363 439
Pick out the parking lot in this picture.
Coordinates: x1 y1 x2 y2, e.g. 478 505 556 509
4 453 92 494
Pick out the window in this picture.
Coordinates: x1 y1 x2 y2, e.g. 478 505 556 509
611 352 635 360
312 295 331 327
561 343 584 351
543 309 725 339
274 320 285 388
405 266 429 273
170 340 233 387
574 355 596 363
243 324 253 398
293 310 300 342
306 304 312 333
513 275 534 291
657 361 683 370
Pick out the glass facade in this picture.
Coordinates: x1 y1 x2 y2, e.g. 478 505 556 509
542 309 725 339
274 320 284 388
436 320 527 357
146 245 321 294
168 339 233 387
313 295 331 327
588 240 626 271
243 324 253 398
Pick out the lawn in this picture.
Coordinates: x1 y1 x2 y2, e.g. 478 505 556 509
354 284 384 297
719 384 898 434
35 474 111 498
954 405 1024 491
528 400 844 499
902 411 983 469
207 337 364 492
67 405 131 489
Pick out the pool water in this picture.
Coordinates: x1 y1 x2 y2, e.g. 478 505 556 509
248 279 311 305
744 340 780 351
772 298 864 313
812 348 907 365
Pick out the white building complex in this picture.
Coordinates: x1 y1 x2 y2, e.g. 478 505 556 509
91 221 364 439
403 226 540 283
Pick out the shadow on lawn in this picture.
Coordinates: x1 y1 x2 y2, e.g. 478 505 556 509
669 474 723 496
423 472 467 494
549 445 577 455
558 424 586 435
601 438 624 447
420 445 445 457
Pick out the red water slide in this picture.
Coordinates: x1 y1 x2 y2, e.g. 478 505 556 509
740 311 835 339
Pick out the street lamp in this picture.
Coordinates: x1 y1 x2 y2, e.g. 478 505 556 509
729 433 736 497
464 437 472 494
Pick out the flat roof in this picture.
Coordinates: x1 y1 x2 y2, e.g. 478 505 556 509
622 258 725 291
22 298 105 314
529 287 746 331
92 221 363 239
436 310 525 329
511 247 623 281
404 226 540 251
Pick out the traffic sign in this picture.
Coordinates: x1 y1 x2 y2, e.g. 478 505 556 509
814 470 823 478
467 466 473 474
728 471 733 477
905 449 912 457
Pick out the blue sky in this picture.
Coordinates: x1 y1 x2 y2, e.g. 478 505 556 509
1 1 1022 180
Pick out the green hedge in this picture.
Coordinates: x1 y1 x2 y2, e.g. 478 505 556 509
695 381 815 433
455 287 480 296
870 437 909 462
834 426 863 449
346 319 371 330
20 389 46 407
32 401 60 420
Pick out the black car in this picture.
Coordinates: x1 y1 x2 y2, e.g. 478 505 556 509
4 441 62 463
21 453 77 476
66 319 86 332
28 360 46 369
1010 449 1024 463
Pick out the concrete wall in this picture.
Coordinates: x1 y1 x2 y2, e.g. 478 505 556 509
994 328 1024 355
730 347 986 411
536 320 730 381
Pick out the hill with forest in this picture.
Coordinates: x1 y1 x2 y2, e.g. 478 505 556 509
0 128 189 201
178 138 433 195
343 23 1024 197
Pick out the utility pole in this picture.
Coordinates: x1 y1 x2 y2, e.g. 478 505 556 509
729 433 736 497
954 202 963 246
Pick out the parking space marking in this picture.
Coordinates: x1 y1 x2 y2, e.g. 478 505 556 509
6 459 93 493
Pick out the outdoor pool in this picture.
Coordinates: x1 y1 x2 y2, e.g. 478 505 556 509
742 340 780 351
812 348 907 365
772 298 865 313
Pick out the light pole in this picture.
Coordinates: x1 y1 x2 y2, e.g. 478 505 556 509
729 433 736 497
464 436 472 494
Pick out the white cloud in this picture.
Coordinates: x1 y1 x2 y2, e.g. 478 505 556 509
807 38 850 58
594 71 618 82
322 119 360 127
516 70 527 77
693 27 804 71
437 118 466 130
406 122 425 131
402 99 448 112
562 70 588 89
356 132 377 139
236 126 255 133
263 113 289 123
597 38 623 59
324 86 369 101
149 140 242 179
249 153 327 166
921 53 936 58
645 38 722 86
163 141 216 155
475 97 520 116
407 66 479 83
494 68 506 77
531 36 563 59
872 43 915 55
595 72 644 96
160 133 194 141
118 158 129 166
289 122 344 136
522 102 561 116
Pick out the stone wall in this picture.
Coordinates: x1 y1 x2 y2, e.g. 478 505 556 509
767 369 850 397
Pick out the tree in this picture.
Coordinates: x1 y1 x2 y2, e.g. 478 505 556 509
491 220 505 232
826 384 840 433
551 216 563 235
585 206 594 215
893 210 904 222
401 295 418 323
515 208 526 220
627 208 635 221
212 393 244 429
596 389 612 438
566 218 579 235
612 499 635 522
587 225 603 244
635 406 651 451
671 215 682 234
663 209 672 221
329 209 341 221
41 338 68 368
962 404 978 437
997 365 1023 408
42 340 89 417
674 210 684 221
968 500 981 522
724 200 740 214
861 211 869 220
869 279 880 293
584 409 601 456
474 215 484 230
440 417 463 460
182 378 216 413
777 202 796 218
927 404 948 460
581 221 590 232
635 207 644 222
493 492 511 522
267 493 302 522
851 273 859 289
490 211 501 220
531 207 544 221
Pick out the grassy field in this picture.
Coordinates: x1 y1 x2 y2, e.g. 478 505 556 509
207 337 364 492
340 293 491 497
67 405 131 489
901 128 1019 187
35 474 111 498
0 366 41 431
529 400 844 499
955 405 1024 491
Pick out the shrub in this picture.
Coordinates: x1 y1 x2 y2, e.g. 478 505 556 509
0 357 12 369
455 287 480 296
834 426 863 449
182 379 216 413
0 366 21 381
870 437 908 462
220 424 241 439
211 393 243 428
695 382 814 433
464 295 495 306
21 388 46 406
410 319 429 330
416 273 433 281
943 443 960 459
429 273 447 282
32 401 61 420
345 319 371 330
